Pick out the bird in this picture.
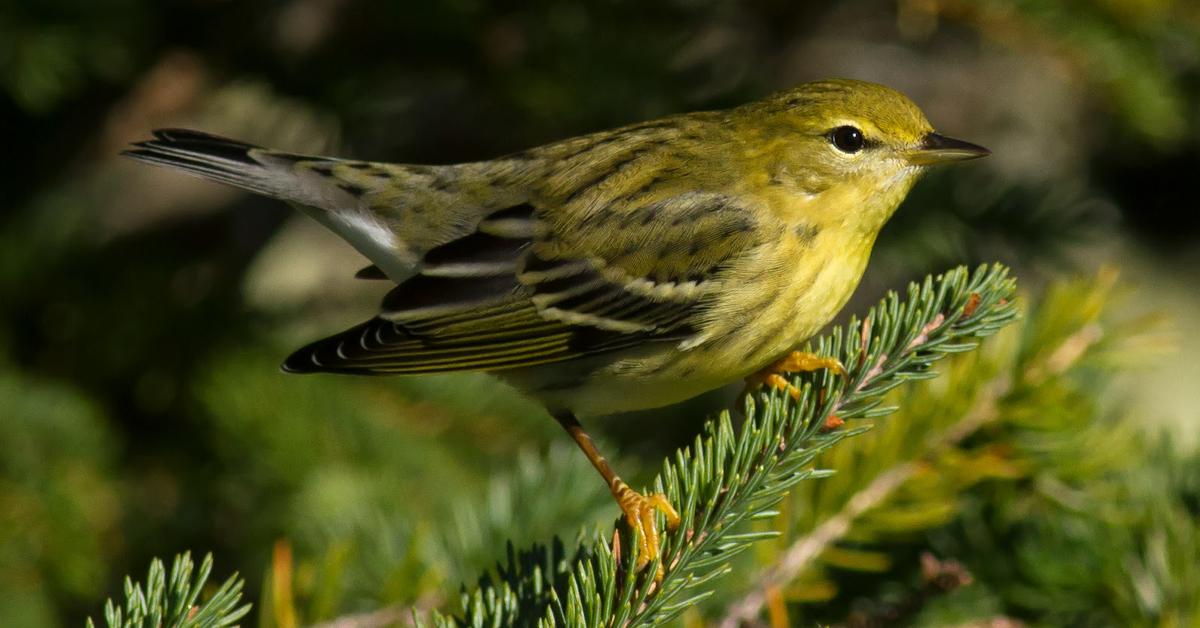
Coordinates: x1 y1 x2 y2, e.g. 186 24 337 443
123 78 989 575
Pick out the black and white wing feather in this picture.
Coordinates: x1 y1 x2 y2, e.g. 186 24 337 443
283 196 762 375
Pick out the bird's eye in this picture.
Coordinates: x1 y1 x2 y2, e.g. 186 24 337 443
829 126 865 153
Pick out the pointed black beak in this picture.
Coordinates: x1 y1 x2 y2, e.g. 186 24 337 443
907 132 991 165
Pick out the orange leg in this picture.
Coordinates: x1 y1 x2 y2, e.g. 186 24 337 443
555 413 680 579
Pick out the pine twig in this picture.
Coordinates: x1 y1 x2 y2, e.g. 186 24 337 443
719 294 1110 626
86 553 250 628
438 264 1019 628
85 266 1017 628
718 374 1008 628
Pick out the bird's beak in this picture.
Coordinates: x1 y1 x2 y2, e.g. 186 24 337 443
906 132 991 166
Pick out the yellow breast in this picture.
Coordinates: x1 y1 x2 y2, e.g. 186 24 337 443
684 218 875 374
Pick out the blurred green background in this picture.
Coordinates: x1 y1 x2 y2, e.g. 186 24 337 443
2 0 1198 626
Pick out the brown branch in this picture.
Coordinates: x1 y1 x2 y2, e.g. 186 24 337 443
838 552 974 628
309 607 408 628
308 597 440 628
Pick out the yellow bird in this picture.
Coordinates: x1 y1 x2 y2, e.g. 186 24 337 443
124 78 988 573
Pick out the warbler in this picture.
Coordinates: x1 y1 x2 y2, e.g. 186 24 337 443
124 78 988 573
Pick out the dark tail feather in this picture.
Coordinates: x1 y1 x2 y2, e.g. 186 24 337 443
281 318 414 375
145 128 260 162
121 128 281 196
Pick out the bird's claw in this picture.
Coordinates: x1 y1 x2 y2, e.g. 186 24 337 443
772 351 846 377
613 480 680 581
745 351 847 400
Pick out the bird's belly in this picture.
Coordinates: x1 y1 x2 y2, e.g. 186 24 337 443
504 237 874 417
497 349 731 416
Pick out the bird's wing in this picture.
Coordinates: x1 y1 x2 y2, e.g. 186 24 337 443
283 194 764 375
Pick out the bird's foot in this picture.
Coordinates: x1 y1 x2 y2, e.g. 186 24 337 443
612 479 680 580
744 351 847 400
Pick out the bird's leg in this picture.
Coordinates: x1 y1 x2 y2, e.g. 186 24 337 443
554 412 680 579
744 351 847 400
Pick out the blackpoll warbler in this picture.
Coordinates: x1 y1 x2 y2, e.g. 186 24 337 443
125 78 989 574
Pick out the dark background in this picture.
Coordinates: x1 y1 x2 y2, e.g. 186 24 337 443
2 0 1198 625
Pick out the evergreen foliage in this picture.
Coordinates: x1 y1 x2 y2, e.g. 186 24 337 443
723 269 1188 626
87 264 1019 627
434 264 1016 627
86 553 249 628
4 2 1197 626
86 263 1197 627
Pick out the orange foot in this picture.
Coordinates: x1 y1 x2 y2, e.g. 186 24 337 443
612 480 680 580
745 351 847 400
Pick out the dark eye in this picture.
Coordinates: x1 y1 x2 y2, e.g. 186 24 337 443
830 126 865 153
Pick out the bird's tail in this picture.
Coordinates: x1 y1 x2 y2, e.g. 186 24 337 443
122 128 322 200
124 128 424 277
122 128 510 280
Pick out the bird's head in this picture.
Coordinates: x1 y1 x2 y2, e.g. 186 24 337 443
751 78 989 229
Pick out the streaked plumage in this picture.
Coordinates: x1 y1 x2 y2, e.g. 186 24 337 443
126 79 989 572
125 80 986 417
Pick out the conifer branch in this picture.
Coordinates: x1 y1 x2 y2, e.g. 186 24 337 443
718 375 1010 627
86 265 1018 628
718 271 1125 626
436 264 1019 627
86 552 250 628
